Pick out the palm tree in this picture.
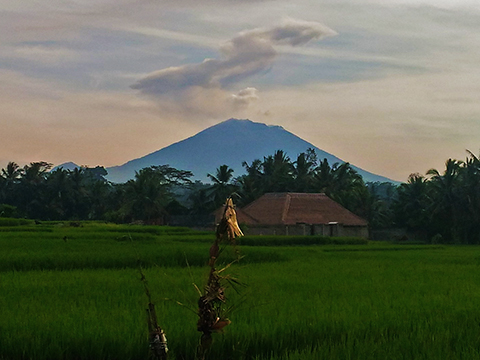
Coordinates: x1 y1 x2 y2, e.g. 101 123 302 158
313 158 334 193
242 159 262 182
394 173 431 235
0 162 23 205
120 165 192 224
317 161 365 213
426 159 462 242
457 150 480 243
44 167 72 219
122 169 171 223
235 159 265 206
261 150 294 192
207 165 234 185
293 151 316 192
207 165 237 208
17 162 52 218
21 161 52 184
1 161 22 180
189 186 215 215
362 182 396 230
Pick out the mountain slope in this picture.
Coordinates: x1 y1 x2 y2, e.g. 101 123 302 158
106 119 395 184
52 162 80 172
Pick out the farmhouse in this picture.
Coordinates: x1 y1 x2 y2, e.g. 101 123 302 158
222 193 368 238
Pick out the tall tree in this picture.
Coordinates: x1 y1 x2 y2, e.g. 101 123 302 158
262 150 294 192
456 151 480 243
293 150 317 192
188 183 215 215
1 162 22 180
17 162 53 218
237 159 264 206
426 159 462 242
313 158 334 193
119 165 192 224
394 173 431 237
207 165 237 209
0 162 23 205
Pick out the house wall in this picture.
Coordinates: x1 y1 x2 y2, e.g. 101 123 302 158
243 224 368 238
242 225 287 236
286 224 311 236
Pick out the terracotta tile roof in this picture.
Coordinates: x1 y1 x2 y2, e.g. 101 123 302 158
241 193 367 226
214 205 260 225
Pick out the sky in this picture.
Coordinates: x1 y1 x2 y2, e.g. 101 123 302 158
1 0 480 182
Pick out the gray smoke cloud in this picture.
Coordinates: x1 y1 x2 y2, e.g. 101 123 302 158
131 18 337 95
230 87 259 107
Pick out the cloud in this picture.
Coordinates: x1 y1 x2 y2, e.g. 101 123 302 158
366 0 480 10
130 18 336 120
132 18 336 95
0 69 198 170
242 62 480 182
5 0 480 182
11 45 78 64
230 87 259 107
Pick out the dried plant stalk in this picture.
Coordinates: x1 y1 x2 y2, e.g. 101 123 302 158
139 265 168 360
147 303 168 360
197 197 243 359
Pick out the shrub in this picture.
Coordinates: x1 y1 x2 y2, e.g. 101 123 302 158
0 217 34 227
237 235 368 246
0 204 20 218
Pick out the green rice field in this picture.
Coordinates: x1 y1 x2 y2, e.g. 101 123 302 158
1 220 480 359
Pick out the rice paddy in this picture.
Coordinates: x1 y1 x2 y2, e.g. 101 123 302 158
1 221 480 359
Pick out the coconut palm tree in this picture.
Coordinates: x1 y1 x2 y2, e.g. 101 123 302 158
313 158 334 193
394 173 431 236
0 162 23 205
456 150 480 243
207 165 237 208
120 165 192 224
1 161 22 180
261 150 294 192
16 162 52 218
426 159 462 242
293 151 316 192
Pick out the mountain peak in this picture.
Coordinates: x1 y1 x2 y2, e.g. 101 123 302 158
220 118 285 130
52 162 80 172
106 119 396 184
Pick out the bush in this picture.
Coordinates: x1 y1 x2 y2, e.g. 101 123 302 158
0 204 20 218
0 217 34 227
237 235 368 246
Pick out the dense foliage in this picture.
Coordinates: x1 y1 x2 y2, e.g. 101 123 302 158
1 148 480 243
395 151 480 243
0 162 193 224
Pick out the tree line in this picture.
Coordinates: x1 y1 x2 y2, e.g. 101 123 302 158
395 151 480 244
1 149 479 243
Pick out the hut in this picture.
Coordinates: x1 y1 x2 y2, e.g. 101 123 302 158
218 193 368 238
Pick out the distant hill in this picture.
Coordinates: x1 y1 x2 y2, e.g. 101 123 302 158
52 162 80 172
105 118 397 184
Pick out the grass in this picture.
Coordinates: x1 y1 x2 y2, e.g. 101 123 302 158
0 223 285 271
1 222 480 359
0 217 35 227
